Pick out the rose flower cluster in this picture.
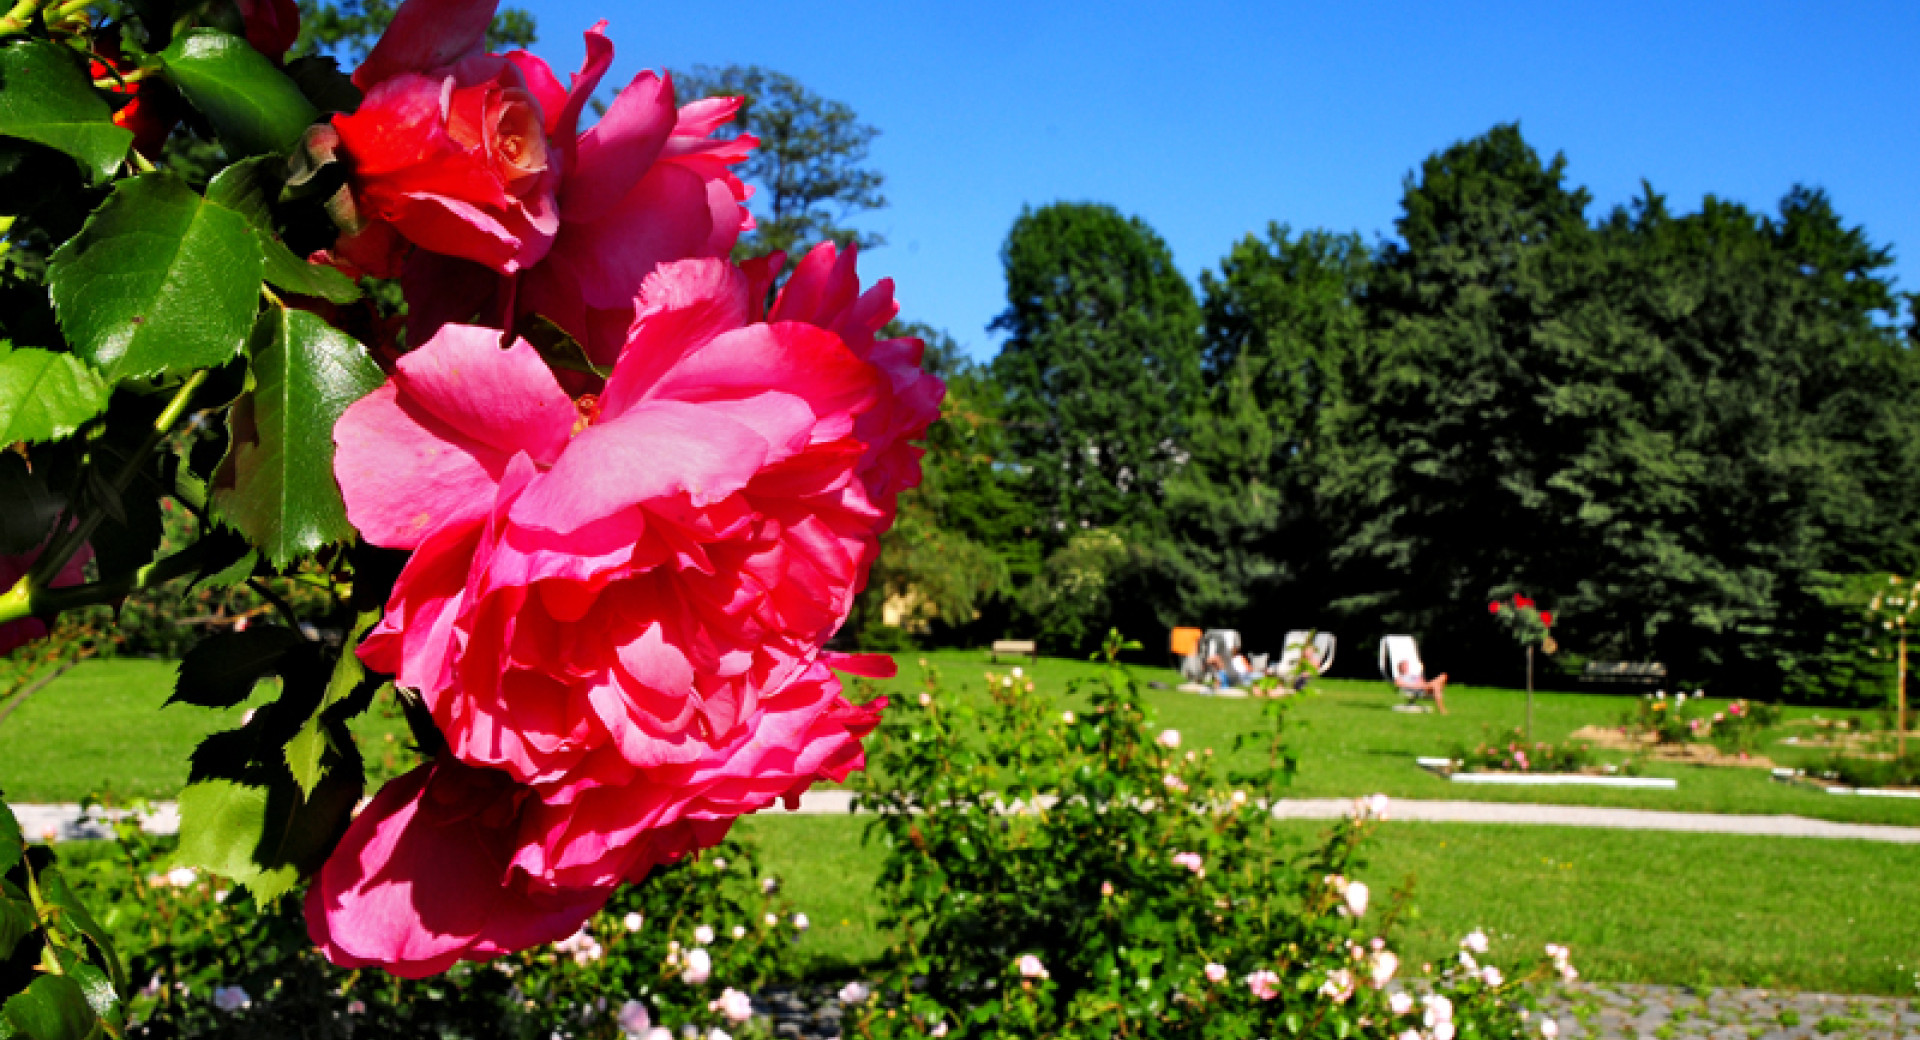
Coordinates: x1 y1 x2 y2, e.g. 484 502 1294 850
307 0 941 976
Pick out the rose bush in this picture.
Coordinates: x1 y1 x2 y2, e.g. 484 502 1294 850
848 634 1578 1039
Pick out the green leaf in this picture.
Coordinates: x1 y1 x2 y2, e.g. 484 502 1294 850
174 769 358 902
169 626 304 708
0 41 133 184
211 306 383 567
0 346 109 446
208 159 361 304
0 894 30 961
203 156 278 225
160 30 318 157
0 800 20 875
38 869 124 998
1 975 96 1040
285 613 377 798
47 174 262 383
61 966 118 1031
261 240 361 303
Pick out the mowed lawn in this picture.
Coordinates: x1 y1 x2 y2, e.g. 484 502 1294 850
744 813 1920 996
2 651 1916 824
5 654 1917 995
848 650 1920 827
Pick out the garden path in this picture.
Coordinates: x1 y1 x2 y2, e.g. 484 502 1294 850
16 793 1920 843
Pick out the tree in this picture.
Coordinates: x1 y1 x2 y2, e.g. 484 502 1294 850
1312 124 1596 684
844 328 1028 648
991 202 1203 539
1317 123 1920 698
295 0 535 62
671 65 885 272
986 203 1205 649
1160 226 1373 640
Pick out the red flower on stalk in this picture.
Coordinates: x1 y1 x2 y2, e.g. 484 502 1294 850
1488 601 1500 614
1540 610 1554 627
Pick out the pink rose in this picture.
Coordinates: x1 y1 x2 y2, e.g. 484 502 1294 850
308 660 882 973
1203 963 1227 984
1245 970 1280 1001
334 257 929 790
303 760 611 978
513 89 754 364
331 0 748 287
332 48 565 276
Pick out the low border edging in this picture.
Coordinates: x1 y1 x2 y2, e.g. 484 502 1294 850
1417 757 1678 789
1771 767 1920 800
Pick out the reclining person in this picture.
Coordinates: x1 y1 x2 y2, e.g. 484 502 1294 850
1207 649 1255 689
1393 659 1449 714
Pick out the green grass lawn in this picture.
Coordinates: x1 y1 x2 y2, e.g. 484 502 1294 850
0 657 417 802
3 652 1915 827
743 813 1920 996
847 650 1920 827
9 654 1916 996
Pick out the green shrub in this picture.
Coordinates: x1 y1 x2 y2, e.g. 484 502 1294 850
849 631 1576 1039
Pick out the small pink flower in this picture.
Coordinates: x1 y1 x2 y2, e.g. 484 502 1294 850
1370 948 1398 987
1100 881 1114 897
1157 729 1181 749
709 988 753 1023
617 1000 651 1034
1017 954 1049 980
1245 970 1280 1001
1319 968 1355 1003
1389 992 1414 1015
1170 851 1205 877
1345 881 1370 917
1204 963 1227 984
681 947 711 984
1461 929 1489 954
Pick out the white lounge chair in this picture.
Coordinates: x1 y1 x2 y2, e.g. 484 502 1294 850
1273 630 1336 688
1379 635 1436 710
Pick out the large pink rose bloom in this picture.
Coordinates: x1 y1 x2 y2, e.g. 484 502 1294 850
307 659 883 976
329 0 750 284
333 257 931 787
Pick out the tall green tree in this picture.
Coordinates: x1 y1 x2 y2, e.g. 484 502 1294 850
1162 226 1372 637
845 329 1030 648
671 65 885 274
991 202 1203 538
989 203 1205 648
1319 123 1920 697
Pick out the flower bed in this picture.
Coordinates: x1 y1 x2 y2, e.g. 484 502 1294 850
1417 730 1678 788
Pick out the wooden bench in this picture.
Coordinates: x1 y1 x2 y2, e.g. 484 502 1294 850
1583 660 1667 686
990 639 1038 663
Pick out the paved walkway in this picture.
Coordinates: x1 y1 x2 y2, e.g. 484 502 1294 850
1538 982 1920 1039
752 980 1920 1040
16 793 1920 844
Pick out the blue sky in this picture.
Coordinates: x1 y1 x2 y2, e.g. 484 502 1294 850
510 0 1920 361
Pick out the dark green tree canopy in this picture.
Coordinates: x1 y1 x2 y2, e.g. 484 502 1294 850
991 202 1204 540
